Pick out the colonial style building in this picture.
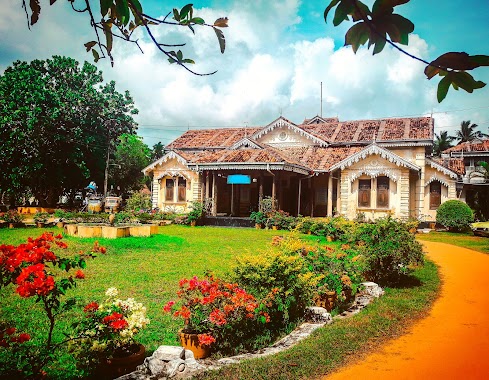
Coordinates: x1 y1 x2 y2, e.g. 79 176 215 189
142 115 465 221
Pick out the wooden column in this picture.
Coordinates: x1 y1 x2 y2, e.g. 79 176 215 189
259 174 264 211
272 173 276 210
173 178 178 203
327 174 333 217
336 173 341 215
212 172 218 216
205 172 210 199
309 177 314 217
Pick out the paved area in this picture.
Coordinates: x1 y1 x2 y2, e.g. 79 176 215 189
325 241 489 380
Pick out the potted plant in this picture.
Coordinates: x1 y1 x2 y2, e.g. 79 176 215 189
33 212 50 228
163 274 266 358
249 211 266 228
3 210 25 228
71 288 150 377
187 201 204 227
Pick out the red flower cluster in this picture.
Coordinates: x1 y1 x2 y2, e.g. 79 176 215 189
164 275 267 345
0 326 31 347
75 270 85 279
102 312 128 331
83 302 99 313
15 263 55 297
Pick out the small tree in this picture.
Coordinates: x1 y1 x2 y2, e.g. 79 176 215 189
436 200 474 232
125 192 151 211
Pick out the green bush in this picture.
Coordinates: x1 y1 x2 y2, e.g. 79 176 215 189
350 217 424 285
125 192 151 211
233 251 320 338
436 200 474 232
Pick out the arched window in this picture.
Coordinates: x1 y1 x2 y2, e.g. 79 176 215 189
376 176 389 208
178 177 187 202
430 181 441 210
165 179 174 201
358 179 371 208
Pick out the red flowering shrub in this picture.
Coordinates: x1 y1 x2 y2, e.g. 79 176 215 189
0 233 103 377
164 274 269 354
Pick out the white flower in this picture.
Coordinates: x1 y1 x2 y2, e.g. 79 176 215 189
105 287 119 298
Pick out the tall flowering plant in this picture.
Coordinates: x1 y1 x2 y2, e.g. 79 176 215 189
164 275 269 354
0 232 103 377
71 287 150 369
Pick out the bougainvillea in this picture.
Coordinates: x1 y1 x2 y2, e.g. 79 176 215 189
164 274 269 353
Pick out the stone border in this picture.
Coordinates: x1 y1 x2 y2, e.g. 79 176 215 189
116 282 384 380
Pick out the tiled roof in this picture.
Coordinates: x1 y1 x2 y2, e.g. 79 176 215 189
297 116 433 143
443 140 489 154
432 158 465 175
276 146 363 171
167 127 262 149
177 148 292 165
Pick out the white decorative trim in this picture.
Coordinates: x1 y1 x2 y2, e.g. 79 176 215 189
187 162 310 175
156 170 191 180
305 116 338 125
424 175 450 188
142 150 188 175
230 138 263 150
426 158 458 179
252 116 328 147
348 160 401 183
329 143 421 172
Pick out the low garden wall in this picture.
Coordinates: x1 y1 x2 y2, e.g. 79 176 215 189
64 224 158 238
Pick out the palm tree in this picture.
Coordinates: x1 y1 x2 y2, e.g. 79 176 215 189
433 130 455 156
455 120 487 143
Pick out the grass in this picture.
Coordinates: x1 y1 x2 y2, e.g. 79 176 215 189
416 230 489 254
196 260 440 380
0 225 284 379
0 225 441 379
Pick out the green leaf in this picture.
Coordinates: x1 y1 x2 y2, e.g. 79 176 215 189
176 50 183 61
168 58 177 64
92 49 100 63
372 0 410 15
173 8 180 22
84 41 97 52
450 71 486 93
437 75 451 103
116 0 130 26
373 36 387 55
345 22 370 53
324 0 340 23
213 27 226 53
180 4 193 20
182 59 195 64
129 0 142 15
100 0 112 16
103 22 113 54
333 0 353 26
350 1 371 22
192 17 205 25
382 14 413 44
469 55 489 67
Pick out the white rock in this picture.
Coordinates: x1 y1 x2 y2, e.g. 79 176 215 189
361 282 384 298
153 345 186 361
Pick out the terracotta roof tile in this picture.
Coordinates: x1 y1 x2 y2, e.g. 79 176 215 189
280 146 362 171
432 157 465 175
443 140 489 153
381 119 406 140
300 123 338 141
408 118 432 139
167 127 262 149
334 121 360 142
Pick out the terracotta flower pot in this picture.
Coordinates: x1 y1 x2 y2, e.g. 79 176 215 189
179 331 212 359
99 343 146 378
313 291 337 312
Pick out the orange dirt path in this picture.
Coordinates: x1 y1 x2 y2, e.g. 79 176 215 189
325 241 489 380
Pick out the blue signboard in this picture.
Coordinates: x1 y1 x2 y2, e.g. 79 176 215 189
227 174 251 184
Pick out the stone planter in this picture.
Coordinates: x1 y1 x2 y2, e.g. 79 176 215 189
8 222 24 229
102 226 130 239
77 225 102 238
255 223 262 229
56 221 65 229
36 222 46 228
129 225 158 237
179 331 212 359
64 224 78 236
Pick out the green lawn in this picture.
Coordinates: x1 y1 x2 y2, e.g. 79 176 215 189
0 225 441 379
416 231 489 254
0 225 284 378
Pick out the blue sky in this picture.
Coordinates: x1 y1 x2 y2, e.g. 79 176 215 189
1 0 488 148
